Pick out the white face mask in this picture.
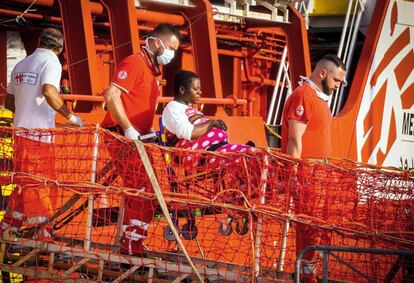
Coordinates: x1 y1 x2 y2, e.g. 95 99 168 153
299 76 330 102
144 36 175 65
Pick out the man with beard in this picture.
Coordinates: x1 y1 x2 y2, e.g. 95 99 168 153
281 54 346 159
281 54 346 282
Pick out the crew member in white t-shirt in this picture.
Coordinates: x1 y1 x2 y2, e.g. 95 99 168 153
1 28 83 241
6 29 83 130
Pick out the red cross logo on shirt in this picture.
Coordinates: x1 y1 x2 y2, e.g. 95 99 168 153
295 105 304 116
15 73 23 83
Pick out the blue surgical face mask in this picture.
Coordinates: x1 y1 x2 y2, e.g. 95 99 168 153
144 36 175 65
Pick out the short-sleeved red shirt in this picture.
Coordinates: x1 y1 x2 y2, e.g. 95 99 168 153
101 50 159 134
281 83 332 158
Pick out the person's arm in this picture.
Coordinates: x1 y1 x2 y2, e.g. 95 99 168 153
104 84 134 130
104 84 139 139
42 84 83 126
286 119 307 159
191 119 227 139
163 103 227 140
5 93 15 113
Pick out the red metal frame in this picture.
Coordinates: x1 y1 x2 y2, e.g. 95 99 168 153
283 4 311 88
100 0 139 67
57 0 100 112
181 0 225 116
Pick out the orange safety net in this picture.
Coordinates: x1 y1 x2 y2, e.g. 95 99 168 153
0 126 413 282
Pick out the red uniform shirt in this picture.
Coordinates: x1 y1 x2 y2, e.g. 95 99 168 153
281 83 332 158
102 50 159 134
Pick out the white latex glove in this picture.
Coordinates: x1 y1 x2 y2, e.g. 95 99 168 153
124 126 140 140
68 114 84 127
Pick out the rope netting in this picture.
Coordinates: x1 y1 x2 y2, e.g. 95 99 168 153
0 126 413 282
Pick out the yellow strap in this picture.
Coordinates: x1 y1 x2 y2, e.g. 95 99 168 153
264 123 282 140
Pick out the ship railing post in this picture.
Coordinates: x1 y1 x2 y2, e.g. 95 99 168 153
254 152 269 278
277 196 293 272
334 0 366 114
273 59 292 126
84 125 100 251
331 0 366 114
267 45 288 125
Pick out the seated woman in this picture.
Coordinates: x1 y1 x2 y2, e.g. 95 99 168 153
162 70 254 155
162 70 261 229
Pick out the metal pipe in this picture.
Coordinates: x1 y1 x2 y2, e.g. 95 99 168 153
93 21 109 28
216 33 286 46
61 94 248 106
254 154 269 278
332 0 359 111
246 27 285 37
342 0 359 64
337 0 354 58
266 45 288 124
245 76 276 86
0 8 61 22
5 0 104 14
273 60 289 125
242 58 277 86
90 2 104 15
280 62 292 125
295 245 414 283
136 9 185 26
260 48 282 56
6 0 54 6
95 44 112 51
216 34 258 43
250 54 277 62
330 0 360 110
218 49 278 63
0 7 184 26
277 197 293 272
136 25 189 38
322 251 329 283
84 125 99 251
344 0 365 71
335 0 365 115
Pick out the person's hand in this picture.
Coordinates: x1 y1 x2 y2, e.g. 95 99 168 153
209 119 227 131
124 126 140 140
216 119 227 131
68 114 84 127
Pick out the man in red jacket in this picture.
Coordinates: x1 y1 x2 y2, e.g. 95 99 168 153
282 54 346 282
102 23 181 256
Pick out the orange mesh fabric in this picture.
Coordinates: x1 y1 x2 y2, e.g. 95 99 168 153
0 126 412 282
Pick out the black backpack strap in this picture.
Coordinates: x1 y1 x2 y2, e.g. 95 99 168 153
166 135 179 147
206 141 228 151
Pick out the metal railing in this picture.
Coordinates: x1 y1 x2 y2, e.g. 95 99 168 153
330 0 367 115
295 245 414 283
266 45 292 126
294 0 313 29
293 0 368 115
